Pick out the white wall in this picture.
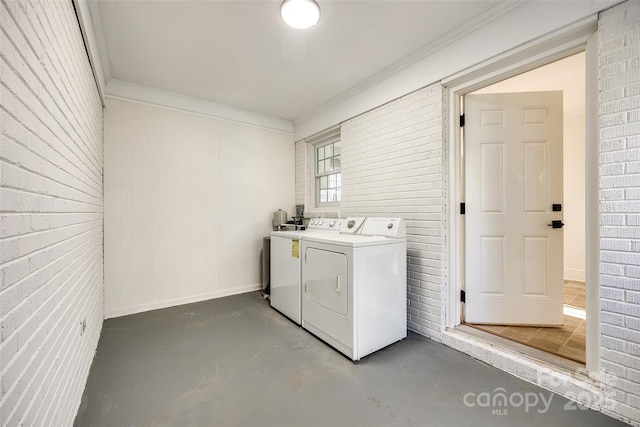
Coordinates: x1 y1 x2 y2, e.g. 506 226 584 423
295 85 446 339
104 98 294 318
340 86 446 338
0 1 104 425
474 52 587 282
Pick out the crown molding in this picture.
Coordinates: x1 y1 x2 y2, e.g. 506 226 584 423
73 0 111 105
293 0 526 127
105 79 294 134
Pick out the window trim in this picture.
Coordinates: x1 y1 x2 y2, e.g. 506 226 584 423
306 126 341 208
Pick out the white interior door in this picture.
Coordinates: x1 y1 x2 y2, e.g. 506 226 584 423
465 91 564 325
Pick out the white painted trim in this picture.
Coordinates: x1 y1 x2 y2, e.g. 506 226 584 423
446 87 463 329
585 31 601 376
442 17 597 89
441 329 611 413
445 13 599 372
73 0 109 104
294 2 617 141
105 79 294 134
294 0 522 128
104 284 261 319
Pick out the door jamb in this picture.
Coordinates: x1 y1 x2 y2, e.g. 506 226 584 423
443 17 600 375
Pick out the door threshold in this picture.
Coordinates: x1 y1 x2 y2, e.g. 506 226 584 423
456 324 585 372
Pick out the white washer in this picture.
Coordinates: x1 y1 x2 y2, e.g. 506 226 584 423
270 219 343 324
301 218 407 361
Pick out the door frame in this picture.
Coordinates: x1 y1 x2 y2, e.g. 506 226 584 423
443 17 600 375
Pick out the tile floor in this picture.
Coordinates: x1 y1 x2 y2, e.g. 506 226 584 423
467 281 586 364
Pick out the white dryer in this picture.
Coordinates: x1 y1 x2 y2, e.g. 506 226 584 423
270 219 343 325
301 218 407 361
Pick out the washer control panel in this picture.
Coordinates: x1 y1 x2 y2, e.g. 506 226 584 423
307 218 343 231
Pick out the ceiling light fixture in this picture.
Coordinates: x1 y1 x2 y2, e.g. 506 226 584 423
280 0 320 29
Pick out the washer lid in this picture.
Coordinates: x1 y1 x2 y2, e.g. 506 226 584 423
271 229 307 238
302 233 405 247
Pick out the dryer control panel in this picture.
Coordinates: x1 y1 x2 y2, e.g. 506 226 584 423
340 217 366 234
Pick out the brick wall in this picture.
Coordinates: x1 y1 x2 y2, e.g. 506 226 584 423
338 85 446 339
598 1 640 423
0 0 103 425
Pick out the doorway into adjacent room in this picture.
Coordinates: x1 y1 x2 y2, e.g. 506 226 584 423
461 52 587 366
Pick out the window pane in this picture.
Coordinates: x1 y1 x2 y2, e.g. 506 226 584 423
314 136 341 205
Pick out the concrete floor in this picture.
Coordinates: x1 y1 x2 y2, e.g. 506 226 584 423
75 292 625 427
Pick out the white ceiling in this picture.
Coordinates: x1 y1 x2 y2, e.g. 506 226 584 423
96 0 519 121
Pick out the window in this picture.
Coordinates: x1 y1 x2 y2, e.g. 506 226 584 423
307 126 341 206
315 139 341 204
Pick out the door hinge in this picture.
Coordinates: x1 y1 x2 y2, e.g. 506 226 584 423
460 114 465 127
460 289 466 303
460 202 465 215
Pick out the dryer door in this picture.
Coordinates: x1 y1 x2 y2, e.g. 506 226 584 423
305 248 348 315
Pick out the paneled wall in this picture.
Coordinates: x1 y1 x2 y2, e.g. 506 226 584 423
104 98 294 318
0 0 104 424
598 1 640 422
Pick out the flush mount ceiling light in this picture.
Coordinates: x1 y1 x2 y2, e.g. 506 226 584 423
280 0 320 29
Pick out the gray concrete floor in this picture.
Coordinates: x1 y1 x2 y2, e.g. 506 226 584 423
75 291 626 427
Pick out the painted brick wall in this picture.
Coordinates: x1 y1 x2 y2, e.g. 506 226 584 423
598 1 640 424
340 85 446 340
0 0 103 425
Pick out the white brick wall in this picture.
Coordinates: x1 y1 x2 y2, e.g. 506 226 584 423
340 85 446 339
599 1 640 424
0 0 103 425
294 86 446 337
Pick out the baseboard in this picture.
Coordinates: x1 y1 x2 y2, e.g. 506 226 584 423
564 268 585 282
104 284 262 319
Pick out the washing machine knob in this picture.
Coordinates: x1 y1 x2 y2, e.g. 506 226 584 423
387 223 394 229
329 221 336 227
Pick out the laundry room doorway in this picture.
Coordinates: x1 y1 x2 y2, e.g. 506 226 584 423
459 52 589 366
